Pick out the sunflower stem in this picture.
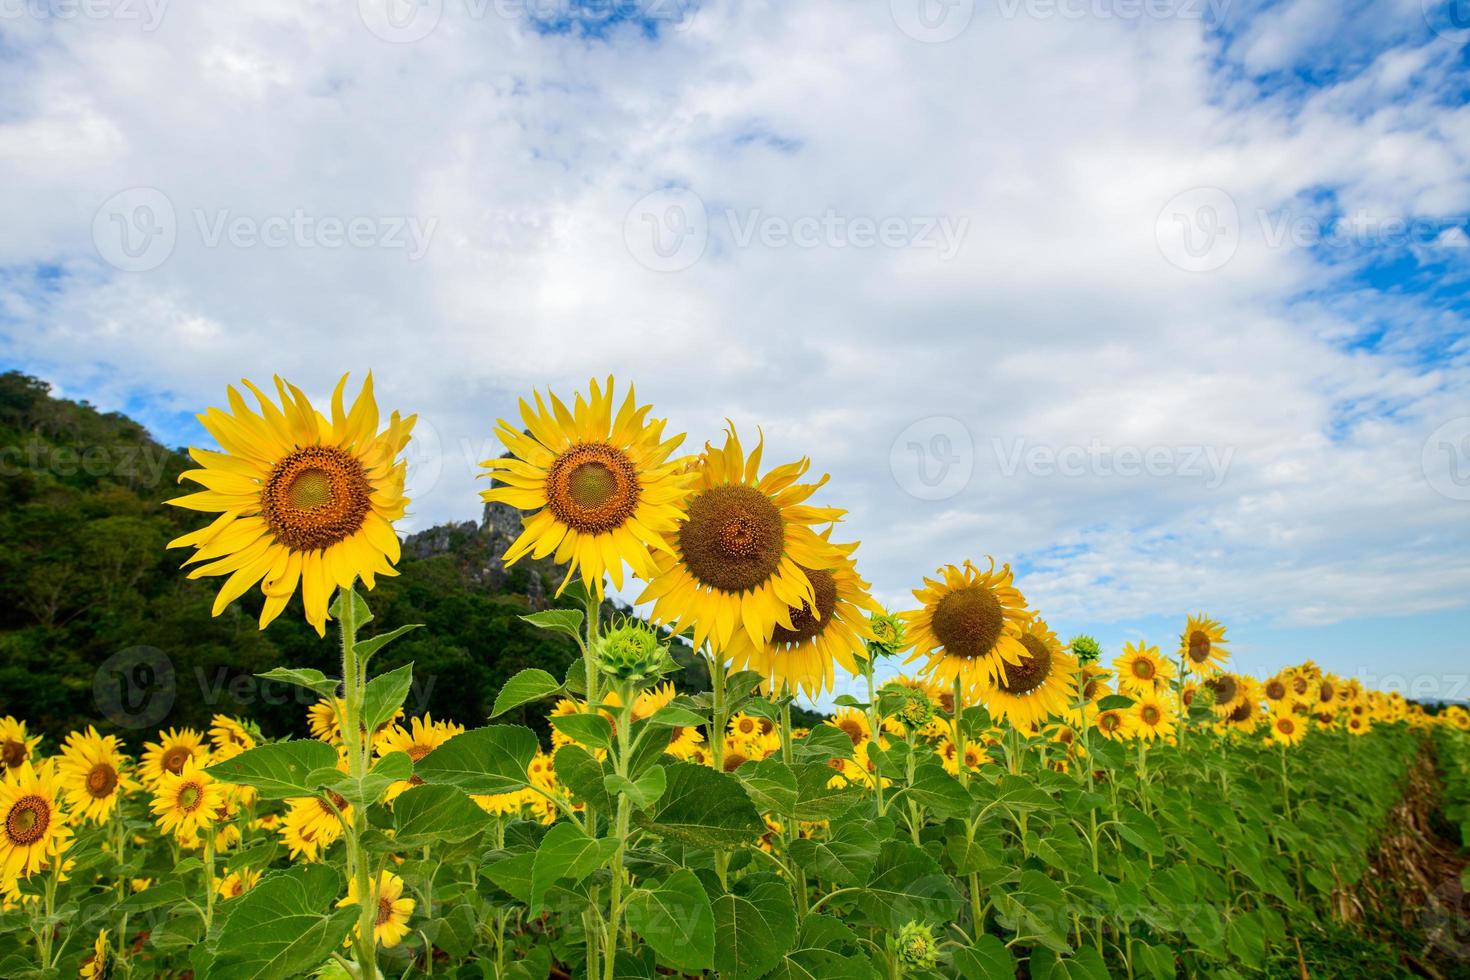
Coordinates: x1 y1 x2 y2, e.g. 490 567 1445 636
603 679 634 980
337 583 379 980
864 656 887 813
706 647 731 889
202 829 216 936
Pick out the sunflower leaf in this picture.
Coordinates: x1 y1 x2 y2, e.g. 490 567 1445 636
551 712 613 751
624 869 715 973
314 751 411 810
361 663 414 733
492 668 564 717
635 762 765 849
255 667 339 700
392 784 490 847
354 624 422 665
206 864 356 980
414 725 539 795
206 740 339 800
520 608 585 643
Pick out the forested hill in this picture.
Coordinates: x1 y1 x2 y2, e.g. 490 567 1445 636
0 371 584 743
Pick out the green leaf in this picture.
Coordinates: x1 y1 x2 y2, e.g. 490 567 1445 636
551 712 614 750
530 821 619 914
605 765 667 810
255 667 338 700
391 784 490 847
791 763 861 822
1031 947 1110 980
724 670 765 705
1132 942 1177 980
415 725 539 795
1116 806 1165 856
793 724 856 763
329 587 372 627
624 869 715 973
858 840 962 930
314 751 410 809
520 608 585 642
906 763 971 819
206 740 339 799
734 758 798 816
492 668 564 717
207 864 356 980
361 663 413 733
788 821 883 886
636 763 765 848
353 623 421 664
952 934 1015 980
713 877 798 979
646 703 708 728
482 848 536 905
1095 694 1136 711
553 744 613 812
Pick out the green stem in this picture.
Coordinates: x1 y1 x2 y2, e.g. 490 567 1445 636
202 830 216 936
337 584 378 980
865 655 887 813
604 682 634 980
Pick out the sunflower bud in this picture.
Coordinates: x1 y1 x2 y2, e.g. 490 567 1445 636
893 688 934 730
867 611 907 657
894 921 939 974
1068 634 1102 664
596 620 669 683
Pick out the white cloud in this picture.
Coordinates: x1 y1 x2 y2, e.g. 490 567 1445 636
1 0 1467 651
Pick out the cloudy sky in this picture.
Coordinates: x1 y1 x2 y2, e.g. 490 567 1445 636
2 0 1468 704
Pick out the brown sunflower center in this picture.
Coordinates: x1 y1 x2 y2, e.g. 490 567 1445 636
1265 680 1286 700
1187 630 1213 663
722 750 750 773
679 485 784 593
835 718 865 746
545 443 641 535
5 794 49 845
1318 682 1335 703
1098 712 1121 732
1131 659 1156 680
1291 676 1309 695
86 763 119 798
997 634 1053 696
177 782 203 813
161 746 192 775
931 586 1005 661
1276 717 1295 735
1140 705 1161 725
1206 674 1238 705
406 745 432 762
770 568 838 644
1 739 26 769
262 445 372 552
1228 700 1253 723
376 895 396 926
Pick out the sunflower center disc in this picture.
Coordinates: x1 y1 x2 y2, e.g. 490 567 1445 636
263 445 373 552
931 586 1005 661
1265 680 1286 700
6 796 48 844
546 443 640 535
836 718 865 746
161 747 191 775
1 740 24 769
178 784 201 812
997 634 1053 695
679 485 785 593
1207 674 1238 705
376 896 396 926
1277 718 1295 735
771 568 838 644
1187 630 1212 663
1141 705 1161 725
1319 682 1335 702
1132 659 1155 680
1229 701 1253 723
87 764 118 798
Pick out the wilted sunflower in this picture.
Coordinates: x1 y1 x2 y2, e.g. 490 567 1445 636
150 758 225 840
1179 613 1229 676
1268 713 1305 747
982 619 1077 730
56 727 140 824
0 718 40 775
639 425 847 654
901 558 1032 698
339 870 415 948
167 374 415 636
139 728 208 790
480 377 693 597
724 534 880 697
1114 641 1172 696
0 761 72 881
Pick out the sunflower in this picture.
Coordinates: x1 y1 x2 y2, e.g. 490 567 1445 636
338 870 415 948
1268 713 1305 747
723 534 881 698
480 377 694 598
1346 714 1371 736
166 374 415 636
150 758 225 840
208 715 256 760
1114 641 1173 696
901 558 1032 698
1315 674 1344 710
139 728 209 791
307 699 343 743
638 425 848 655
828 708 872 748
375 714 464 801
80 929 109 980
0 761 72 881
1093 708 1134 741
1131 694 1176 742
0 718 40 774
982 620 1077 731
1203 673 1246 719
937 735 990 775
279 794 346 862
629 682 704 758
215 867 263 900
1261 673 1294 710
1220 680 1261 733
56 727 139 824
1179 613 1229 676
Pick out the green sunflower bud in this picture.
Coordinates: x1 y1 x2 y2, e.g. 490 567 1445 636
894 921 939 974
596 620 669 683
1069 634 1103 664
868 611 907 657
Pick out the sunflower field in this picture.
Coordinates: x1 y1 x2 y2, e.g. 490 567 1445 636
1 376 1467 980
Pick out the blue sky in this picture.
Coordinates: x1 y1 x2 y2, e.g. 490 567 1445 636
1 0 1467 708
